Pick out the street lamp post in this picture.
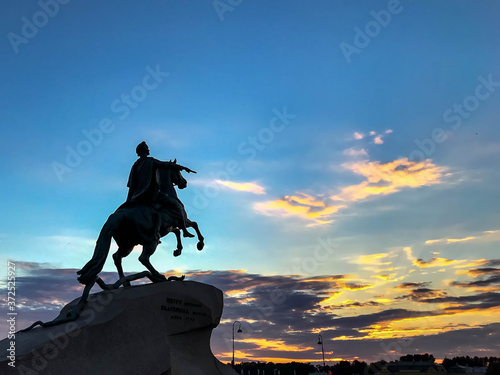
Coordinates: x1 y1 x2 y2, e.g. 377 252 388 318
232 321 242 368
317 334 325 369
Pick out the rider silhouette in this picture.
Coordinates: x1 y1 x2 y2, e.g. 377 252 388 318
126 141 195 238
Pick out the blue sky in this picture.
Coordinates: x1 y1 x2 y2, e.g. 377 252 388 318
1 0 500 365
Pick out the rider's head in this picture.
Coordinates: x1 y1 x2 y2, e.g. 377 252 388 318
136 141 150 157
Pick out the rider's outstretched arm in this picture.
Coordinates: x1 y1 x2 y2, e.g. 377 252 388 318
154 159 196 173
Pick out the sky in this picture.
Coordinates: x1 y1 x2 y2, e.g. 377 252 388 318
1 0 500 366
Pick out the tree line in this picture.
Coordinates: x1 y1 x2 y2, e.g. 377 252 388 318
234 354 500 375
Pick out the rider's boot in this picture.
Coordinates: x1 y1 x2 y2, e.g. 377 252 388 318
181 221 195 238
182 228 195 238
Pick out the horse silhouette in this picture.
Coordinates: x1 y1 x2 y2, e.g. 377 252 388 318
77 163 203 285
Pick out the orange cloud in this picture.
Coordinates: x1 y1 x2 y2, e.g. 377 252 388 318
424 239 443 245
352 253 392 265
396 282 430 290
425 229 500 246
447 236 477 243
413 257 457 268
300 275 355 283
453 259 489 269
425 236 477 245
456 268 500 277
403 247 473 269
215 180 266 194
374 274 399 282
242 338 313 352
319 291 344 304
254 193 345 225
332 158 445 202
344 283 373 291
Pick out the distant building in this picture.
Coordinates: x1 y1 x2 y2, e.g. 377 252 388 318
446 364 487 374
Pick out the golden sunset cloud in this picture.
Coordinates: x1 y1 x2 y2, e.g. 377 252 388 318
332 158 445 202
254 193 345 225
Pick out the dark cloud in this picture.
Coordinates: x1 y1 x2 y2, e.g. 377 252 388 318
328 308 438 330
464 268 500 277
396 288 447 302
326 301 382 310
345 282 372 290
452 275 500 288
2 263 499 364
397 282 431 289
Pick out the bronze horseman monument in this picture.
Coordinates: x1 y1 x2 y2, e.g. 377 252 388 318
0 142 238 375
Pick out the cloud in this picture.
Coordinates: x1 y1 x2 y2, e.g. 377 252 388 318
353 132 364 140
352 130 393 145
332 158 445 202
447 236 477 243
371 129 393 144
254 193 345 226
215 180 266 195
413 257 458 268
425 230 500 245
253 156 445 227
397 282 431 289
3 264 500 364
404 248 488 272
426 236 476 245
416 291 500 306
395 282 448 302
343 148 369 158
329 308 438 330
456 267 500 277
352 253 391 265
452 275 500 289
325 300 382 310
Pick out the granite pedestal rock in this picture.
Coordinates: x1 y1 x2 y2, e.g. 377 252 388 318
0 281 237 375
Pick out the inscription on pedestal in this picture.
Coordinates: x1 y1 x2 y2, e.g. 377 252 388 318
161 295 211 329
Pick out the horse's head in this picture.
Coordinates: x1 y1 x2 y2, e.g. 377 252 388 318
169 159 188 189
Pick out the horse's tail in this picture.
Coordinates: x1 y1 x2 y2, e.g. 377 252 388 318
77 212 123 285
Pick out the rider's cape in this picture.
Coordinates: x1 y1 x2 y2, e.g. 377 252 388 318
126 157 157 203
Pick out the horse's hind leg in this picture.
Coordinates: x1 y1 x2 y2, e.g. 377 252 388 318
113 246 133 286
139 244 166 282
187 219 204 250
172 228 183 257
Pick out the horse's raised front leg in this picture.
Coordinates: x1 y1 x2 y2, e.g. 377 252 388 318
112 246 134 286
187 219 204 251
172 228 183 257
139 243 166 282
